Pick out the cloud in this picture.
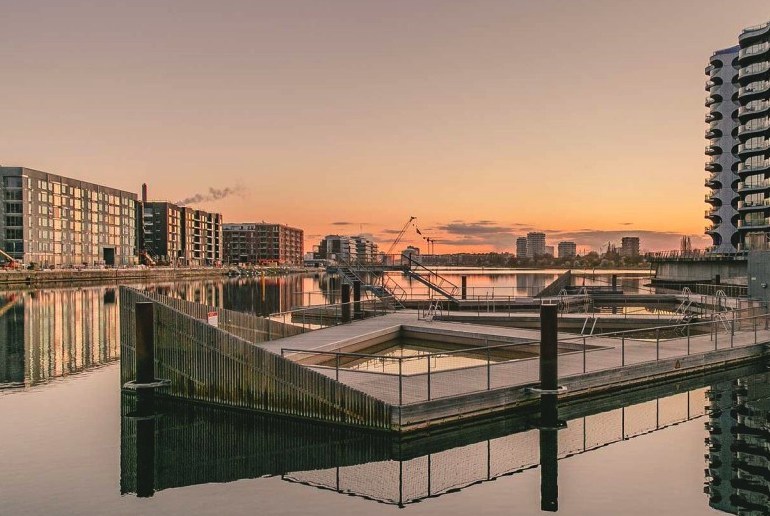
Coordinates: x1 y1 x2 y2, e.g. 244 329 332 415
618 222 634 226
331 221 353 226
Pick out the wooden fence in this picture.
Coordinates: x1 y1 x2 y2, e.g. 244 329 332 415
120 286 393 430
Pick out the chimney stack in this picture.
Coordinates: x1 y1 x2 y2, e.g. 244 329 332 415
141 183 148 204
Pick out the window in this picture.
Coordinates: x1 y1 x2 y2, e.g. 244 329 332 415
5 203 22 214
3 176 22 188
5 228 22 240
4 190 22 201
5 216 22 227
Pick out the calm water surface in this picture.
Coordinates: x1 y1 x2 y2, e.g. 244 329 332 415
3 270 757 516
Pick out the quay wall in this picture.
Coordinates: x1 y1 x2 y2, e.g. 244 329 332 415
0 267 228 288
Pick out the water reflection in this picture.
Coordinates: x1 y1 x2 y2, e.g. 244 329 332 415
705 373 770 514
119 364 766 509
0 288 119 389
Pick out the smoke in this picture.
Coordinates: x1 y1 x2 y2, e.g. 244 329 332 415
176 185 244 206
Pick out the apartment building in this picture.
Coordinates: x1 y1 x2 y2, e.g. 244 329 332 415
0 167 137 267
223 223 304 265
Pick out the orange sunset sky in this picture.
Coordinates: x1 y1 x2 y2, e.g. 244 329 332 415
2 1 769 253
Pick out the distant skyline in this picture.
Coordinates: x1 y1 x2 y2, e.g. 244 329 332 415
2 1 769 252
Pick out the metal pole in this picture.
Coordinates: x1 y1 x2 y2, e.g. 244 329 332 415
687 322 690 355
398 358 403 405
135 302 155 384
341 284 351 323
427 355 431 401
336 354 340 382
582 335 586 373
540 304 558 391
461 276 467 300
487 344 491 390
656 329 659 361
353 280 362 319
621 336 625 367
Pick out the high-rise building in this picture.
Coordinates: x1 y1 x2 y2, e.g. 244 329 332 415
706 20 770 251
620 237 640 257
0 166 137 267
526 232 546 258
736 21 770 250
223 223 304 265
705 46 741 253
516 237 527 258
557 241 577 258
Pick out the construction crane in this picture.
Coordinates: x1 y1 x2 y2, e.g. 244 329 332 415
0 249 21 269
385 216 416 257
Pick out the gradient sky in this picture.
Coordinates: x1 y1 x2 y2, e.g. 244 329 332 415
2 0 769 253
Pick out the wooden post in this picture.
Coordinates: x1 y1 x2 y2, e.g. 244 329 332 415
135 302 155 384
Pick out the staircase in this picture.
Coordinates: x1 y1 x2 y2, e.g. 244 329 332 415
336 258 407 308
402 254 460 304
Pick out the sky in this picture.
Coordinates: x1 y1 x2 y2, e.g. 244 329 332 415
1 0 769 254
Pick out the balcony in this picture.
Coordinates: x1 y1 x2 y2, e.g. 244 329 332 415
740 21 770 44
738 179 770 192
705 145 724 156
705 161 722 173
739 101 770 120
739 42 770 62
738 140 770 156
738 118 770 138
705 129 722 139
738 81 770 101
738 199 770 210
706 224 721 233
739 62 770 83
705 95 722 107
738 217 770 228
705 208 721 220
705 193 722 204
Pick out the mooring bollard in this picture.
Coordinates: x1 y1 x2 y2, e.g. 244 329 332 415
461 276 467 300
341 284 351 323
540 393 559 512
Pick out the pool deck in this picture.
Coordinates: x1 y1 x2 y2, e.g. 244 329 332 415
256 309 770 431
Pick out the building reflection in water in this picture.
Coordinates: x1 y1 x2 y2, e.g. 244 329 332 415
0 287 120 389
121 370 725 508
705 373 770 515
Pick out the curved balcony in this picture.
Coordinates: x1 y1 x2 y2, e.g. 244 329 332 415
705 112 724 123
705 161 722 173
738 217 770 229
739 62 770 84
705 94 723 107
705 129 723 139
738 159 770 175
705 78 724 91
705 145 722 156
738 140 770 157
738 81 770 102
706 224 722 234
705 64 718 75
738 198 770 211
705 192 722 205
740 22 770 45
705 208 722 221
739 100 770 121
739 42 770 64
738 179 770 192
738 119 770 140
705 176 722 188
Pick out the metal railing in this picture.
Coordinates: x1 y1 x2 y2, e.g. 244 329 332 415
280 304 770 407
